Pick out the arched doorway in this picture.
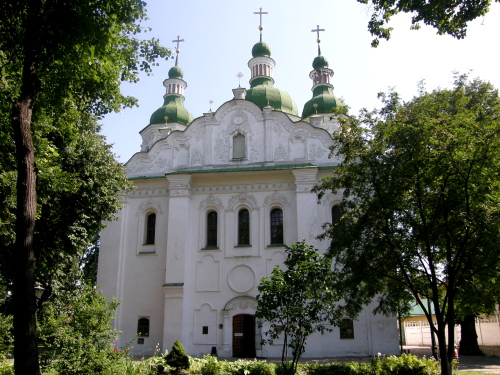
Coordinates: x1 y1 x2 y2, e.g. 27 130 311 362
232 314 256 358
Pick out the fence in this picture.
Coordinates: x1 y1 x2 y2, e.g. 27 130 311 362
403 315 500 346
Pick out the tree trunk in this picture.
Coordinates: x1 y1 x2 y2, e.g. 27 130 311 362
11 57 41 374
459 315 483 355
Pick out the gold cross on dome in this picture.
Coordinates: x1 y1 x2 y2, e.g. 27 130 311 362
311 25 325 55
172 35 184 65
254 7 268 41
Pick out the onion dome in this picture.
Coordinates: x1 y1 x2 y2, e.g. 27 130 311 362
312 55 329 70
150 96 194 125
302 86 347 119
149 35 193 126
168 65 183 79
252 41 271 57
302 51 346 118
245 41 298 116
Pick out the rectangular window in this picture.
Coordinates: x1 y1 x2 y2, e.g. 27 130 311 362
270 208 283 244
146 213 156 245
238 209 250 245
340 318 354 339
137 317 150 337
206 211 218 248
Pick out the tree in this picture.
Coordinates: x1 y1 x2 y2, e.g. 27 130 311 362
454 270 500 355
0 1 170 373
38 283 121 375
316 75 500 375
256 240 345 375
357 0 499 47
165 340 190 372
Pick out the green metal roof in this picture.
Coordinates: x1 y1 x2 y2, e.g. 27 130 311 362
150 95 194 125
128 164 339 181
252 41 271 57
313 55 329 69
246 84 298 116
167 163 319 175
168 65 183 79
302 85 347 119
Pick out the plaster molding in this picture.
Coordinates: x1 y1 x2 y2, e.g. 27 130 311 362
226 193 258 212
263 191 291 208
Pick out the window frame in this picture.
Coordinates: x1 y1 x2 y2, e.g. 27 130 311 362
237 208 250 246
137 317 150 337
232 133 246 160
205 210 218 249
340 318 354 339
145 212 156 245
269 207 284 246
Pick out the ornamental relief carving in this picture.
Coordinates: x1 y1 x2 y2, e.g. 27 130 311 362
226 193 258 212
214 134 229 163
126 145 173 175
225 297 258 311
218 104 261 123
136 198 164 216
193 126 205 142
295 182 316 193
308 143 327 160
198 194 224 211
263 191 291 208
273 118 284 136
191 149 204 166
170 189 190 197
274 144 289 161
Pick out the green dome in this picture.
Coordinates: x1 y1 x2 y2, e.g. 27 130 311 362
168 66 183 79
312 55 329 69
302 86 347 119
252 41 271 57
150 96 193 125
246 82 298 116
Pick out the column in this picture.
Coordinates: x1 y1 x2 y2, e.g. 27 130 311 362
292 168 319 241
162 174 191 351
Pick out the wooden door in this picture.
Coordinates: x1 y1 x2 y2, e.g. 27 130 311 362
232 314 256 358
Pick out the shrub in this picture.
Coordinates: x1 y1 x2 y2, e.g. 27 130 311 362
165 340 190 372
38 284 123 375
371 354 440 375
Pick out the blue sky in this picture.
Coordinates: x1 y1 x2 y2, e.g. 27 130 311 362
101 0 500 163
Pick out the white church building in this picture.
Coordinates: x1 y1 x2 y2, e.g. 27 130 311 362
97 20 399 358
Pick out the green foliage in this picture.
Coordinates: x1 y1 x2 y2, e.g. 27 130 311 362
357 0 495 47
189 356 276 375
38 283 124 374
165 339 190 371
370 354 440 375
256 240 346 375
0 315 12 359
316 74 500 375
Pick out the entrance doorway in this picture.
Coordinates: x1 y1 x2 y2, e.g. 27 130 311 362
232 314 256 358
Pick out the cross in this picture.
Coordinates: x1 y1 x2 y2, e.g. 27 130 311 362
172 35 184 65
311 25 325 55
254 7 268 41
236 72 244 87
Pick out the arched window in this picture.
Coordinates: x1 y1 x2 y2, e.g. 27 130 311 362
331 205 343 224
331 205 344 236
340 318 354 339
145 213 156 245
238 209 250 245
270 208 283 245
137 317 150 337
206 211 218 248
233 133 246 159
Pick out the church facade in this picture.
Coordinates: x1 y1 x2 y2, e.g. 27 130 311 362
97 26 399 358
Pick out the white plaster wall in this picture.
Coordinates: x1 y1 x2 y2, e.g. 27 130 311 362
99 98 400 358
